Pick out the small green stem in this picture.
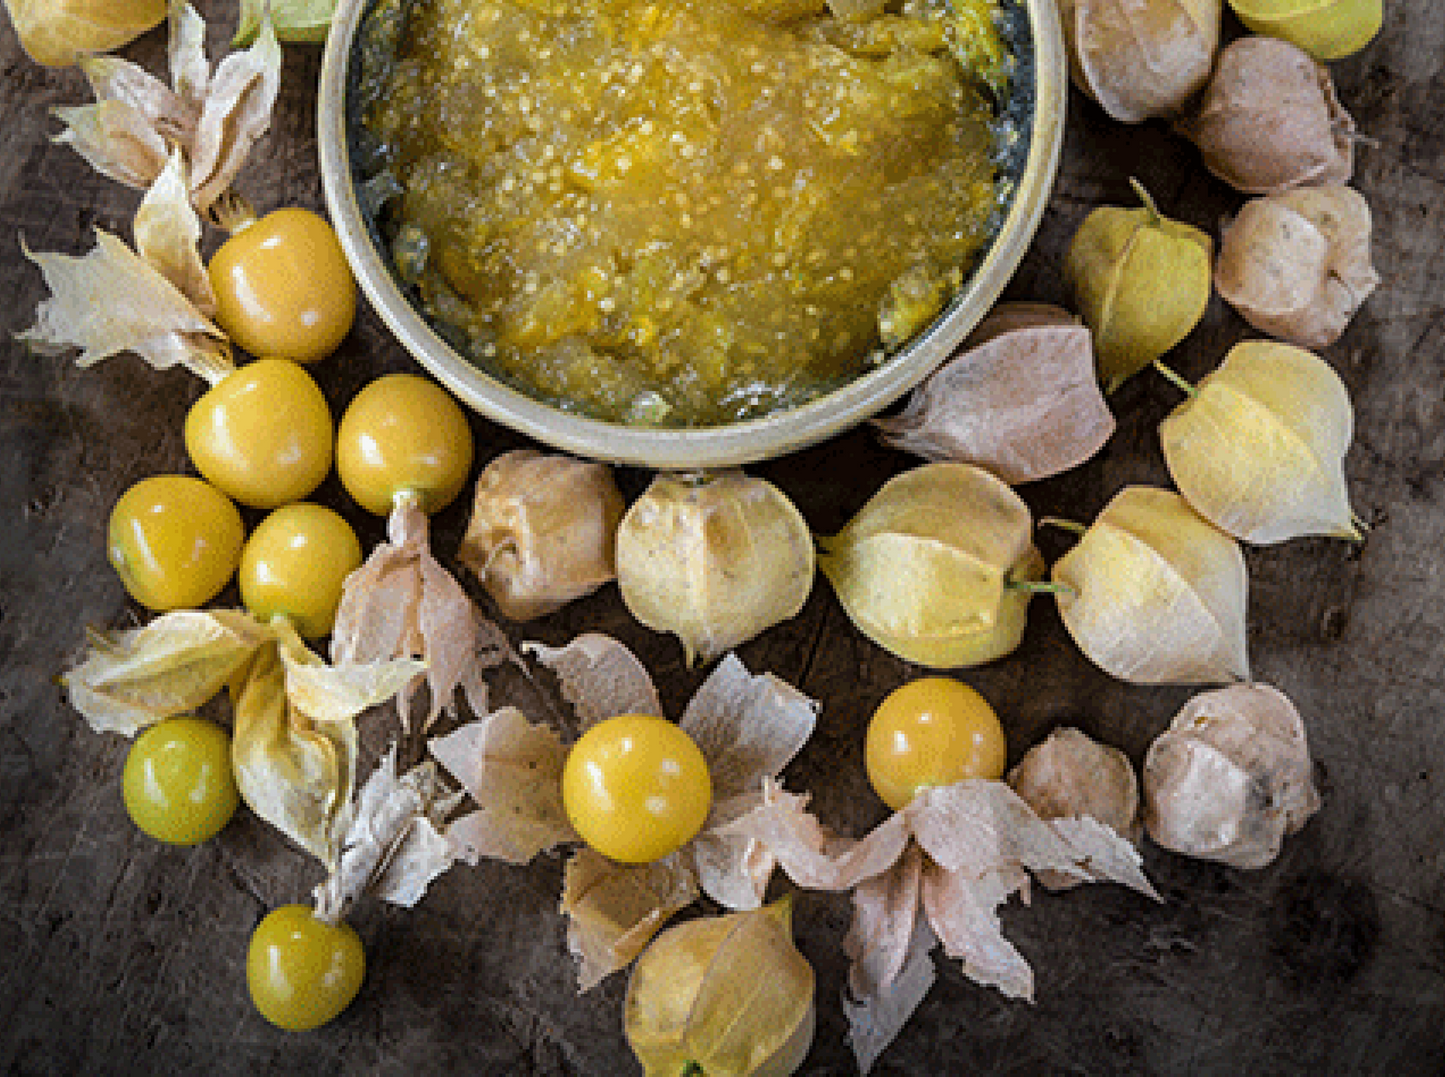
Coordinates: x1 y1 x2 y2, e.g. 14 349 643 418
1129 177 1163 228
1005 580 1074 596
1152 359 1197 399
681 1063 704 1077
1350 511 1371 537
208 187 259 235
1038 516 1087 537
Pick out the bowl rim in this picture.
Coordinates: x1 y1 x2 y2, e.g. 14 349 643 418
318 0 1067 470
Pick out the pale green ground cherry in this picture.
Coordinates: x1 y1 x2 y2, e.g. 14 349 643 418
122 716 239 845
246 905 365 1031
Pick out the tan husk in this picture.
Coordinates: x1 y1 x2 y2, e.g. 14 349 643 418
624 898 815 1077
458 449 625 621
873 303 1116 484
1215 184 1379 349
817 461 1043 669
1159 341 1362 544
1051 486 1250 684
1065 182 1213 392
1143 683 1321 869
1177 35 1355 195
615 471 814 666
3 0 165 67
1058 0 1221 123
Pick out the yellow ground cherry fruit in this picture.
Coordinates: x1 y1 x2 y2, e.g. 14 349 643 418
238 502 362 639
183 357 334 510
208 207 356 364
122 716 239 845
335 373 474 517
246 905 366 1031
865 677 1007 811
107 474 245 612
561 714 713 864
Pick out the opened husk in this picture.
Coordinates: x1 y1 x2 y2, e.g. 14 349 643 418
1178 35 1355 195
625 898 815 1077
873 303 1116 484
3 0 165 67
1051 486 1250 684
1160 341 1362 544
1058 0 1221 123
1143 683 1321 869
615 471 814 666
1227 0 1381 60
1215 184 1379 349
458 449 625 621
817 461 1043 668
1065 182 1213 392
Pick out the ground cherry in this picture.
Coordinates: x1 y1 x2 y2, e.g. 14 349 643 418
183 357 334 509
864 678 1008 811
208 207 356 364
561 714 712 864
246 905 366 1031
107 474 245 612
122 716 239 845
238 502 362 639
335 373 474 517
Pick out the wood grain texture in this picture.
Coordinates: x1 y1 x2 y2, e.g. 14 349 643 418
1 2 1443 1074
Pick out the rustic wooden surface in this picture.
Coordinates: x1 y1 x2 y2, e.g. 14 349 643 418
3 2 1444 1073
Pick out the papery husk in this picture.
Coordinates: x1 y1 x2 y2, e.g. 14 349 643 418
624 897 815 1077
817 461 1043 668
1215 184 1379 349
132 147 218 315
235 0 336 44
1143 683 1321 869
1176 35 1355 196
1058 0 1220 123
874 304 1115 484
331 492 510 732
1160 341 1361 544
458 449 625 621
1227 0 1381 60
4 0 165 67
1052 486 1250 684
1065 183 1213 392
615 471 815 666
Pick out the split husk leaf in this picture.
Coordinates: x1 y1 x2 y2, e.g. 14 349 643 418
1215 184 1379 349
1159 340 1362 544
1227 0 1381 60
624 898 815 1077
615 471 814 666
817 461 1044 668
458 449 625 621
1177 35 1355 195
1143 683 1321 869
873 303 1116 484
1065 182 1213 392
1051 486 1251 684
3 0 165 67
1057 0 1221 123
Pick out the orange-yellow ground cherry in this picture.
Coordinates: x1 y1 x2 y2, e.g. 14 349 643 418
335 373 474 517
561 714 713 864
107 474 245 612
208 207 356 364
246 905 366 1031
122 716 239 845
864 677 1007 811
183 357 334 509
238 502 362 639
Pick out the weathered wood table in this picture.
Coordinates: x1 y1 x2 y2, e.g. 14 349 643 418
3 1 1443 1073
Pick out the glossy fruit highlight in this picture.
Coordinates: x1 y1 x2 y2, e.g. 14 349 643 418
246 905 365 1031
122 716 239 845
107 474 245 612
865 678 1007 810
238 502 362 638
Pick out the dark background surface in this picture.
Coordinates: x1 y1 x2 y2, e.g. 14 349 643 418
3 1 1444 1073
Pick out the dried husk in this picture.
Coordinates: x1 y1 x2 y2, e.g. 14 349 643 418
1177 35 1355 195
458 449 625 621
1227 0 1381 60
615 471 814 666
1215 184 1379 349
873 304 1116 484
817 461 1043 669
1065 183 1213 392
1051 486 1251 684
3 0 165 67
624 898 815 1077
1142 683 1321 869
1160 340 1362 544
1058 0 1221 123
